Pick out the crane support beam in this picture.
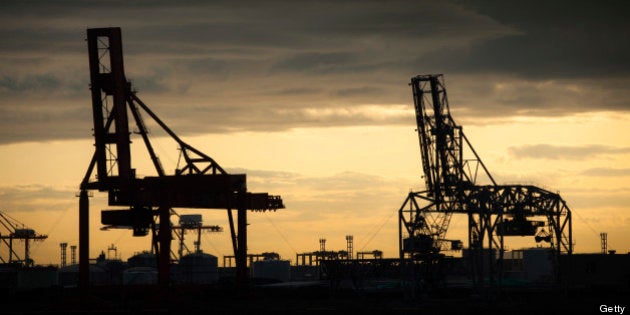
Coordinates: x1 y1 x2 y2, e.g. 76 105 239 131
87 27 133 186
79 190 89 288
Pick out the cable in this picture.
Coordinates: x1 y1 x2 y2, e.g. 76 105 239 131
356 213 384 250
263 212 298 255
572 208 615 251
202 232 221 254
359 207 398 252
112 229 127 246
30 206 71 257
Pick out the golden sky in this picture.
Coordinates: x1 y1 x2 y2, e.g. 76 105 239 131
1 1 629 265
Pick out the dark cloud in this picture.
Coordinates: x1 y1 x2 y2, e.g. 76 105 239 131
0 103 91 144
0 185 75 212
508 144 630 160
0 0 628 144
271 52 357 74
445 0 630 78
445 76 630 121
110 95 412 139
0 74 61 93
333 86 385 98
270 88 323 96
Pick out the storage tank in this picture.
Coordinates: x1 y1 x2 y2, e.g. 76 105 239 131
123 267 158 285
252 259 291 282
127 251 157 268
178 252 218 284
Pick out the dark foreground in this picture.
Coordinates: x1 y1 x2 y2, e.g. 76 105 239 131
1 282 627 314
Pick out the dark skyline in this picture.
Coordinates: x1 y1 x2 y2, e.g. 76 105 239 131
0 0 629 264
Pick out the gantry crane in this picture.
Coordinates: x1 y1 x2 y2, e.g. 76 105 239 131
79 27 284 288
171 214 222 260
398 74 572 288
100 212 223 261
0 211 48 267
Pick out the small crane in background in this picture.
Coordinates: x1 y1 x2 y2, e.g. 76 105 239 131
0 211 48 267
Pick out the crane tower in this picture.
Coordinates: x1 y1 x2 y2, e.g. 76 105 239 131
79 27 284 288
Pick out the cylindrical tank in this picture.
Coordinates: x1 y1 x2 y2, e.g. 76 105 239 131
127 251 157 268
122 267 158 285
178 252 218 284
252 259 291 282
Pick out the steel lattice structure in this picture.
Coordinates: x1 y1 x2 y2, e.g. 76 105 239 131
398 74 572 288
0 211 48 267
79 28 283 288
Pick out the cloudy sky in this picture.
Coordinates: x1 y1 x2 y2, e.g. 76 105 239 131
1 0 629 265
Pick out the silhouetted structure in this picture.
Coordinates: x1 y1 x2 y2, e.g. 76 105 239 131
0 211 48 267
60 243 68 268
600 232 608 254
346 235 354 260
79 27 284 288
223 252 281 268
356 250 383 260
172 214 222 260
70 245 77 265
398 74 573 293
296 237 381 267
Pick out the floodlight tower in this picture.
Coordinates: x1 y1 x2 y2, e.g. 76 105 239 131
60 242 68 267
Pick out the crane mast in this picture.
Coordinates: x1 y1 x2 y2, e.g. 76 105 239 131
414 75 463 196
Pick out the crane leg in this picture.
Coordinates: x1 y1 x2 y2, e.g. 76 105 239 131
79 189 90 288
